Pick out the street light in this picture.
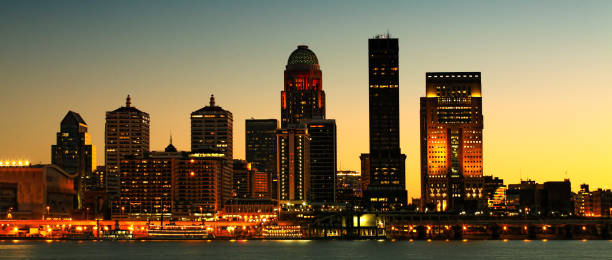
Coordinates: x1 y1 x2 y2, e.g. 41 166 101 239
121 206 125 219
46 206 50 220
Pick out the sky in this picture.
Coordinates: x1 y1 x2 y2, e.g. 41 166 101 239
1 0 611 198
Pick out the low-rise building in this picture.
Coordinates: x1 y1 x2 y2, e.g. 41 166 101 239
0 163 76 219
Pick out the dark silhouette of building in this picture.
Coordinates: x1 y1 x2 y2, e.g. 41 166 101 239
420 72 485 212
233 160 270 199
105 95 150 201
51 111 96 208
507 179 572 216
307 119 337 203
281 45 324 128
191 95 233 159
336 170 362 204
245 119 278 199
364 34 407 210
360 153 371 193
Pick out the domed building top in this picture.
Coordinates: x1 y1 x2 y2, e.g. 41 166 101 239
287 45 319 65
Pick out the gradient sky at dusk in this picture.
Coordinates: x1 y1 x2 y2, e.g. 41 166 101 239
1 0 611 198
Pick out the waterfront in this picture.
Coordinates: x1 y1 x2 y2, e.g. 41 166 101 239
0 240 610 260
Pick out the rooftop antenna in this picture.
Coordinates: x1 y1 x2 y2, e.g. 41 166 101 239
386 29 390 38
126 95 132 107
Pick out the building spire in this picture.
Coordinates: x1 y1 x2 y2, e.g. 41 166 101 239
169 133 173 145
209 94 215 107
126 95 132 107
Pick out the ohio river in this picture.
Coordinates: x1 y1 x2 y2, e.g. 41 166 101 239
0 240 610 259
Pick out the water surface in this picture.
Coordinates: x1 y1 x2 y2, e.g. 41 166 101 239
0 240 610 259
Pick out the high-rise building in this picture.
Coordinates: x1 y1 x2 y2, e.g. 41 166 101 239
245 119 277 198
51 111 96 207
307 119 337 203
420 72 485 212
364 35 407 210
276 128 310 201
105 95 150 200
191 95 233 159
281 45 325 128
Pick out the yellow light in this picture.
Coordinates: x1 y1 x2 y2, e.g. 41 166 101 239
13 227 18 232
76 226 83 231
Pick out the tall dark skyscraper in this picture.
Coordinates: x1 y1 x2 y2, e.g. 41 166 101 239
420 72 484 212
245 119 278 199
51 111 96 208
307 119 337 203
191 95 233 159
105 95 150 200
281 45 325 128
364 35 407 210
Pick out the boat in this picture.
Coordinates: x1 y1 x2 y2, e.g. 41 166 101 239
146 225 211 240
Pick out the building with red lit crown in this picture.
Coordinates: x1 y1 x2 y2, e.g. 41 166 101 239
281 45 324 128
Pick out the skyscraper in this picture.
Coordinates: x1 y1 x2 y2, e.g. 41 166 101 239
307 119 337 203
245 119 277 198
364 35 407 210
420 72 484 212
191 95 233 159
276 128 310 201
190 95 234 208
51 111 96 208
105 95 150 200
281 45 325 128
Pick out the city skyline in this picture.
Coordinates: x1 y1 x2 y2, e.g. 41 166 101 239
2 1 612 199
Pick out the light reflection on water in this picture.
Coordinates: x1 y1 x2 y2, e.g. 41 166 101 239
0 240 609 260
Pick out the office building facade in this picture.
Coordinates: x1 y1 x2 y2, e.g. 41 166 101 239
105 95 150 200
245 119 278 199
420 72 485 212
